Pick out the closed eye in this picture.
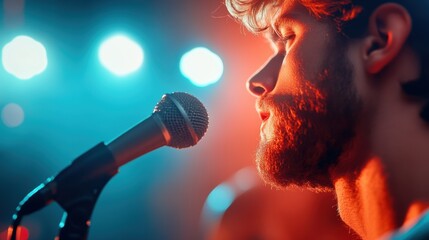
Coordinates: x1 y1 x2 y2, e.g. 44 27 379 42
277 34 295 48
279 34 295 43
273 34 295 53
265 29 295 53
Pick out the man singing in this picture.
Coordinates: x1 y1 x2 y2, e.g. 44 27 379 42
225 0 429 239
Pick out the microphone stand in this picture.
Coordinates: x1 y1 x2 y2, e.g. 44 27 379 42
9 143 118 240
53 143 118 240
56 173 108 240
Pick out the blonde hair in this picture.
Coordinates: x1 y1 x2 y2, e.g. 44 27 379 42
225 0 362 33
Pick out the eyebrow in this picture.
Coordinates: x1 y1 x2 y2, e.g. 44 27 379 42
273 12 300 32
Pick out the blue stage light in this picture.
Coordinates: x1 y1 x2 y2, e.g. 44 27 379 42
98 34 144 76
180 47 223 87
2 36 48 80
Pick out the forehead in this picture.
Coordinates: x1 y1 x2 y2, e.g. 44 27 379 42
265 1 342 47
264 1 315 38
271 1 343 33
272 1 309 26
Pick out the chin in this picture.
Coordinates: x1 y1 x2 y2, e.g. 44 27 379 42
255 136 336 191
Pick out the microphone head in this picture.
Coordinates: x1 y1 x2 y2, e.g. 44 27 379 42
153 92 209 148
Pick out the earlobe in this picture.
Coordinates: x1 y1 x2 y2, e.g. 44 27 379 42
363 3 412 74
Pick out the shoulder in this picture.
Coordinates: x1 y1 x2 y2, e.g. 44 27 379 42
386 211 429 240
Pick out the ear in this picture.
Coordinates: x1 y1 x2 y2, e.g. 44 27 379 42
363 3 412 74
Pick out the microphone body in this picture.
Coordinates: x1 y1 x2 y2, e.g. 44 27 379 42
108 112 169 166
15 92 209 216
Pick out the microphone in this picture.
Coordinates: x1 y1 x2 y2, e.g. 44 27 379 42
15 92 209 217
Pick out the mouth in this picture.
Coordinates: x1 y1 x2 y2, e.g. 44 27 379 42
259 112 270 122
256 99 270 122
258 111 270 140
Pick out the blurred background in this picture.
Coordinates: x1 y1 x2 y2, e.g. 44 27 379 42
0 0 274 239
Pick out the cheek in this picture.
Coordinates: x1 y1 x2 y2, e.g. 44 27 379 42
273 31 334 95
299 47 329 81
273 54 299 94
299 30 337 80
275 49 324 96
275 53 304 95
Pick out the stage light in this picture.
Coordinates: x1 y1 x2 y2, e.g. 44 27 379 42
98 34 144 76
180 47 223 87
206 183 235 214
2 35 48 80
1 103 24 128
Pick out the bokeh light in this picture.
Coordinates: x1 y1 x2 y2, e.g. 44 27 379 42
98 34 144 76
1 103 25 128
206 183 235 214
233 167 259 192
0 226 29 240
2 35 48 80
180 47 223 87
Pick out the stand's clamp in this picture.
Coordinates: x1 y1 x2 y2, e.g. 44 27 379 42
52 143 118 240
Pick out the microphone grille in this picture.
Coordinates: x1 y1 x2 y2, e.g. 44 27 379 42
153 92 209 148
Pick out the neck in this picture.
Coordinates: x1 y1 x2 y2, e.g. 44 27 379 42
333 157 396 239
331 45 429 239
333 156 429 239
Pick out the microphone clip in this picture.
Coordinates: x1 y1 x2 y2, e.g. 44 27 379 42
55 142 118 240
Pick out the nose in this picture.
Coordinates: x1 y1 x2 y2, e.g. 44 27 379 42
247 53 284 97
